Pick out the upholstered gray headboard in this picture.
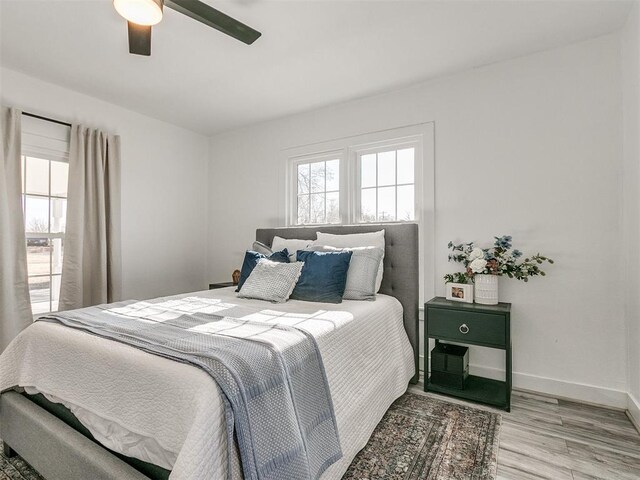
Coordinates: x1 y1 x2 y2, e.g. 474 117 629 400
256 223 419 384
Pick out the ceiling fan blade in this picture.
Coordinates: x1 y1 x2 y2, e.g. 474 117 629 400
164 0 261 45
128 22 152 56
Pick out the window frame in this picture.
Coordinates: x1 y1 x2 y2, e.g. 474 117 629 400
287 150 345 226
22 154 69 316
21 115 70 317
285 130 425 226
352 136 423 224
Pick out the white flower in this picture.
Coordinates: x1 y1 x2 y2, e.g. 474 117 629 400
470 258 488 273
468 248 484 261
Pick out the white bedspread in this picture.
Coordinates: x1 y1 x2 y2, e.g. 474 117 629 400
0 288 414 480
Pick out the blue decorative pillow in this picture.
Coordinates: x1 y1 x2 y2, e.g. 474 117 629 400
290 250 353 303
237 249 289 291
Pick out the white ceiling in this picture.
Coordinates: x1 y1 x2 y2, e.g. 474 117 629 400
0 0 633 135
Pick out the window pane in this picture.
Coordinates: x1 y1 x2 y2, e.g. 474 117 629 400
397 148 414 185
50 198 67 233
24 196 49 233
297 195 310 225
29 276 50 315
310 193 325 224
51 275 62 312
326 159 339 192
51 161 69 198
52 238 64 274
377 151 395 187
326 192 340 223
378 186 396 221
27 240 51 276
297 163 310 194
397 185 415 221
25 157 49 196
361 188 376 222
310 162 325 193
361 154 376 188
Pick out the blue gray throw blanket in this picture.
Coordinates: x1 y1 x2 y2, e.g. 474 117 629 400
38 296 342 480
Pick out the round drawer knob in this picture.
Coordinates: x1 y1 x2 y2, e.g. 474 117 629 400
459 323 469 334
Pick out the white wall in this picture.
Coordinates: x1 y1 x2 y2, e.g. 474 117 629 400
208 34 629 407
1 68 210 300
622 2 640 424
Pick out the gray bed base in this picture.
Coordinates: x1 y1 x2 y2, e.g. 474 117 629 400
1 223 419 479
0 391 148 480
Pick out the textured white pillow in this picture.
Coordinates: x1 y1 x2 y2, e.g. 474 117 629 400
314 230 385 292
272 236 313 262
238 259 304 303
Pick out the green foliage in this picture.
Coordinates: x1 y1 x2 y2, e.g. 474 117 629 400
444 272 471 284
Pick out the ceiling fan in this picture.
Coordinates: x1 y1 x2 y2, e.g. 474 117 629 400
113 0 261 56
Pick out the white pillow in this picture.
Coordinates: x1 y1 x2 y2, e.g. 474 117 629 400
272 236 313 262
238 259 304 303
314 230 385 292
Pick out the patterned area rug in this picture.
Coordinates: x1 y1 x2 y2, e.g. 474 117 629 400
1 392 501 480
344 392 501 479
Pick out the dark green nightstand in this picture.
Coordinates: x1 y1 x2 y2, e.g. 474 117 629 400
209 282 235 290
424 297 512 411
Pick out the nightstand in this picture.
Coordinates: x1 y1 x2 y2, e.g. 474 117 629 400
209 282 235 290
424 297 512 411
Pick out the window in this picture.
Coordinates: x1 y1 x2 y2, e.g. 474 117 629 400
295 157 340 225
358 146 415 222
21 114 71 315
286 124 430 226
22 155 69 314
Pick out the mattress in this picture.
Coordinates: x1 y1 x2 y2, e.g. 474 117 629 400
0 287 414 479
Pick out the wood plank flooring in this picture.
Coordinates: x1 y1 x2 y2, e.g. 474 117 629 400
408 385 640 479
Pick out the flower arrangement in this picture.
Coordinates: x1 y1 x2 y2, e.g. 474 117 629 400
445 235 554 283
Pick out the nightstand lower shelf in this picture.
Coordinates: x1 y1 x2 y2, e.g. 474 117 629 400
426 375 508 409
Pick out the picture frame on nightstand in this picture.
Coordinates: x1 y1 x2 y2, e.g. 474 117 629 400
445 282 473 303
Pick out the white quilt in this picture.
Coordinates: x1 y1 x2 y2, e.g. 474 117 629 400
0 288 414 480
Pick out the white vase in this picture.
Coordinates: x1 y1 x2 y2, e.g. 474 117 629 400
474 274 499 305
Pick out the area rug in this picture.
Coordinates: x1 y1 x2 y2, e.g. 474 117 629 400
343 392 501 480
1 392 501 480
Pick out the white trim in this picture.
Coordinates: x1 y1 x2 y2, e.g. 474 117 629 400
420 354 628 409
628 393 640 432
352 138 421 224
286 151 344 226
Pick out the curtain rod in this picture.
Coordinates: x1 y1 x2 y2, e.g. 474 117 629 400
22 111 72 128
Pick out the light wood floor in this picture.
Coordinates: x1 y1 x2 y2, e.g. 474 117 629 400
408 384 640 479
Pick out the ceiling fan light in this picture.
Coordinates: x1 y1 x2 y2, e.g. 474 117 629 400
114 0 163 26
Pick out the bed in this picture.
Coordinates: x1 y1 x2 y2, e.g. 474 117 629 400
0 223 419 480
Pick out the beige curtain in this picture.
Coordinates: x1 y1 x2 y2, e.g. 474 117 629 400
60 126 122 310
0 107 32 351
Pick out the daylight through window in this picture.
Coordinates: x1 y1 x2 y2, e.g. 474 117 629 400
22 156 69 314
359 147 415 222
296 158 340 225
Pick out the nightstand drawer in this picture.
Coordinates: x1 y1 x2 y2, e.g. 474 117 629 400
428 308 506 347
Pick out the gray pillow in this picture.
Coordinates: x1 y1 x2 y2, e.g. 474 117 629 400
238 259 304 303
251 241 273 256
306 245 384 300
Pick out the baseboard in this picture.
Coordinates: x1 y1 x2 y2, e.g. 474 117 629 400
628 393 640 433
419 359 628 409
